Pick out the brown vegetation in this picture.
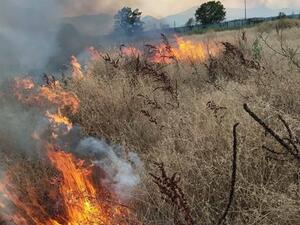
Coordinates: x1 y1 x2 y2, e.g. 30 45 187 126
64 24 300 225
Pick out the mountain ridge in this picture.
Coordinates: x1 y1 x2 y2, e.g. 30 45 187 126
63 5 298 35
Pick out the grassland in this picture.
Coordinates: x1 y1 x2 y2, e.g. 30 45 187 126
66 19 300 225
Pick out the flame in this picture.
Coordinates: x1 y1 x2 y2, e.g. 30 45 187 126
87 37 220 65
88 47 102 61
120 46 141 58
0 163 61 225
149 37 221 64
13 77 35 90
12 78 80 115
70 56 84 80
47 150 128 225
39 86 80 115
2 77 130 225
173 37 220 62
12 77 35 100
46 111 72 129
46 110 73 135
0 150 129 225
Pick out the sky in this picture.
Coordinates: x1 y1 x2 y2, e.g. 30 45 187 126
59 0 300 17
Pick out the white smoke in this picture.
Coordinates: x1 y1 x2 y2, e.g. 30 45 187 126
76 137 142 200
0 0 62 74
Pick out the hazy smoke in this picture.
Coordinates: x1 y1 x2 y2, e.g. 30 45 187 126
0 99 44 155
0 0 62 74
59 0 141 17
76 137 142 200
0 98 141 203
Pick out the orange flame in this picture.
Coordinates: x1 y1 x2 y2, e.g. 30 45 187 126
149 37 221 64
12 77 35 100
13 77 35 90
70 56 84 80
88 47 102 61
121 46 141 58
12 78 80 115
39 86 80 115
0 150 129 225
0 163 61 225
3 77 131 224
173 37 220 62
46 150 128 225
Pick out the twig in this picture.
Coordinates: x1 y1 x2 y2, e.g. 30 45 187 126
216 123 240 225
150 162 195 225
243 104 300 161
259 32 300 69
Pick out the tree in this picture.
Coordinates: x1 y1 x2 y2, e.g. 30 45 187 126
278 12 287 19
185 17 195 29
114 7 144 35
195 1 226 25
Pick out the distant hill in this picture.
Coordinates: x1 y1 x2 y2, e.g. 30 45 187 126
155 5 296 27
226 5 296 21
62 5 298 36
160 6 198 27
63 13 114 36
142 16 162 30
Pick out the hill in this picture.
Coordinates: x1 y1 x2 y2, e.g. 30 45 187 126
63 13 114 36
158 5 296 27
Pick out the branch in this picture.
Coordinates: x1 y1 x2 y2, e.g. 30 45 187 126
243 104 300 162
216 123 239 225
259 33 300 69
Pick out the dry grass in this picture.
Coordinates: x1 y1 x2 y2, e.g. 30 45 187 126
67 26 300 225
256 18 300 34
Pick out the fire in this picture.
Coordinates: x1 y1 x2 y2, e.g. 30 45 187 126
12 77 35 100
13 77 35 90
2 77 131 225
149 37 220 63
70 56 84 79
46 110 73 133
0 150 129 225
120 46 141 58
86 37 220 65
173 37 220 62
47 150 128 225
12 78 80 115
147 43 175 64
38 86 80 115
88 47 102 61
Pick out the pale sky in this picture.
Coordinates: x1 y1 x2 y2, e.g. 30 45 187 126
60 0 300 17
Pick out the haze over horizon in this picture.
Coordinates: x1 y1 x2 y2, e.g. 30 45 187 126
60 0 300 18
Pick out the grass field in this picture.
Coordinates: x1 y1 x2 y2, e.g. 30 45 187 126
0 19 299 225
65 19 300 225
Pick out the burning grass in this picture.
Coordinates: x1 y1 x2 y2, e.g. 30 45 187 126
65 29 300 225
1 28 300 225
0 76 138 224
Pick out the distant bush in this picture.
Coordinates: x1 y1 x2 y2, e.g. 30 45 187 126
114 7 144 35
252 38 263 61
195 1 226 25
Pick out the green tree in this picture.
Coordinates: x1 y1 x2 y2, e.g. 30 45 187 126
195 1 226 25
185 17 195 29
114 7 144 35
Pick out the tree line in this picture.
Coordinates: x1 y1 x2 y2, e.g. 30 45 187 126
115 1 227 35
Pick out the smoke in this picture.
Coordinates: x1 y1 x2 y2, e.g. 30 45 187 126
59 0 141 17
76 137 142 200
0 0 62 74
56 0 300 18
0 98 44 155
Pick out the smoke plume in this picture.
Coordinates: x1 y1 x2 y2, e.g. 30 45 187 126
0 0 62 74
76 137 142 200
59 0 141 17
